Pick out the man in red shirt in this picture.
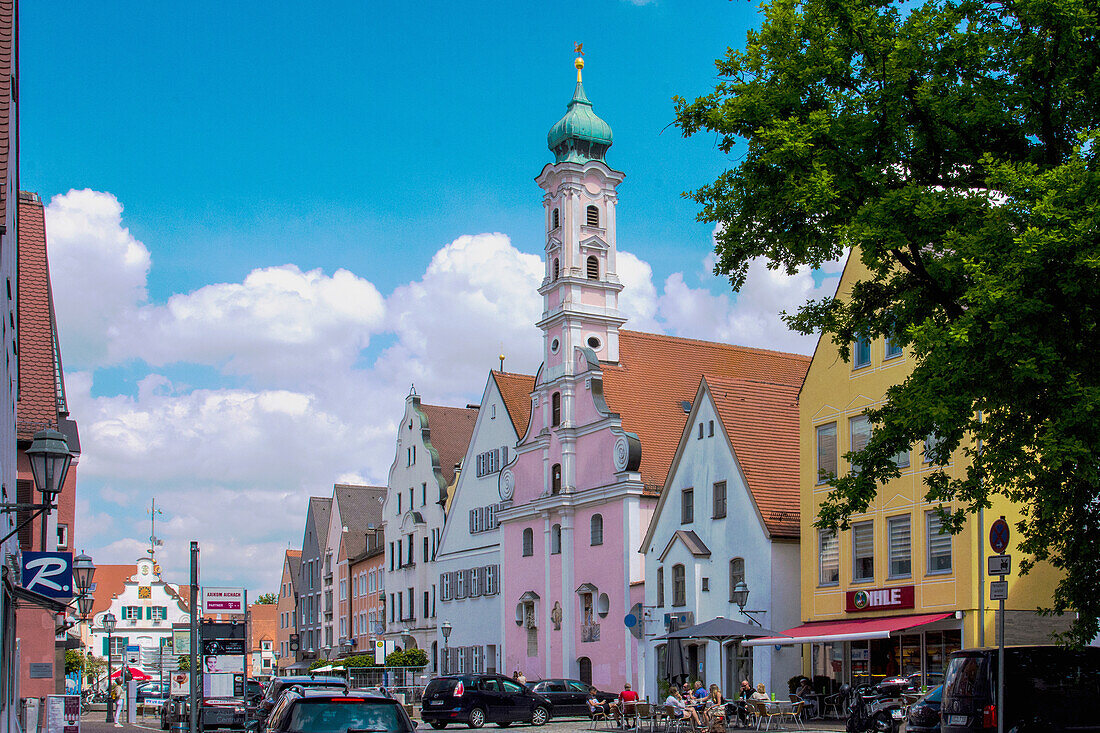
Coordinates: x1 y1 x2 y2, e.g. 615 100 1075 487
618 683 640 726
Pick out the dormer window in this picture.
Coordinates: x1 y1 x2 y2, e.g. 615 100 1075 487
552 208 560 229
586 205 599 227
587 255 599 280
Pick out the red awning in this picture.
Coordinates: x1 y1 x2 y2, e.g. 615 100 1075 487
741 612 954 646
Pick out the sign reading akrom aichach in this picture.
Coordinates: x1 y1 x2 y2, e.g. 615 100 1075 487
202 587 245 613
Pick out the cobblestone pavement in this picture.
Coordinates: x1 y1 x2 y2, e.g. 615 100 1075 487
79 712 856 733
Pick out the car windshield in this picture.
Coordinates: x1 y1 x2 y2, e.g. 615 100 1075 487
285 701 406 733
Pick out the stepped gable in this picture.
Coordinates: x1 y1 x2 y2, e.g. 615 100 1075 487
17 194 67 439
88 563 190 616
420 403 478 485
601 330 810 490
708 376 801 538
492 371 536 438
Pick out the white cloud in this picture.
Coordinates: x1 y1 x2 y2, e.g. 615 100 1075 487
47 189 842 590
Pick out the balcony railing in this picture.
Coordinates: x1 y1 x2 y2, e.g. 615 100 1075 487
581 623 601 643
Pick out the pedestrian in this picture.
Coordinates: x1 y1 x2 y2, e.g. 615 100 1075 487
517 671 527 686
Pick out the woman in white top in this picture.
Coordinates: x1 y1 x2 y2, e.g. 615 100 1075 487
750 683 770 702
664 685 702 728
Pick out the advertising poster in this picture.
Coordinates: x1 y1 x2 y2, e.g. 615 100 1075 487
201 587 245 614
172 625 191 656
45 694 79 733
202 655 244 674
170 672 190 697
203 673 235 698
202 639 245 655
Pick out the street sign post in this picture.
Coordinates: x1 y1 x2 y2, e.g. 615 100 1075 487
988 554 1011 576
989 516 1009 733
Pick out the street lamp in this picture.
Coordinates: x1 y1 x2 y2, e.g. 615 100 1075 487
0 429 73 550
730 581 764 626
71 552 96 699
440 621 452 675
103 612 117 723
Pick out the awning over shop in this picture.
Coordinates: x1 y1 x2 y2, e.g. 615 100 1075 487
741 612 954 646
284 659 312 671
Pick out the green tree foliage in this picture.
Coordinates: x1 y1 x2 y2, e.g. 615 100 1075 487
385 649 428 668
178 654 190 671
65 650 84 675
255 593 278 605
675 0 1100 644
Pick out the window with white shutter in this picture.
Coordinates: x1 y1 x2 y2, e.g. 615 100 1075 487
888 515 911 578
852 521 874 581
927 511 953 573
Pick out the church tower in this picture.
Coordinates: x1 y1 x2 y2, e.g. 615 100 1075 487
535 51 626 383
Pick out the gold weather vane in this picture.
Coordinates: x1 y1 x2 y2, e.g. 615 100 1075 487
574 42 585 82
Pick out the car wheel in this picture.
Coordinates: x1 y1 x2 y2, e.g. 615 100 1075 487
530 707 549 726
430 723 448 730
872 712 895 732
468 707 486 728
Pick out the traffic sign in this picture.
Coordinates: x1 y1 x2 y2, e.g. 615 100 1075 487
988 554 1011 576
990 580 1008 601
989 517 1010 553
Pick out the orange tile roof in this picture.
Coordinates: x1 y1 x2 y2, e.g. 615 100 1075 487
17 194 66 440
249 602 277 644
708 376 801 538
90 564 136 617
601 330 810 489
421 403 478 486
492 371 535 438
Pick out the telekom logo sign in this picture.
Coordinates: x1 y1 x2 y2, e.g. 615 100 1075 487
845 585 915 613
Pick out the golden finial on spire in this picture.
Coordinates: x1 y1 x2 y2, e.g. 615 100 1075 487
574 42 584 82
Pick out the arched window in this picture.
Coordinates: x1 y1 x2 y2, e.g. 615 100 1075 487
551 464 562 494
552 392 561 426
522 528 534 557
586 205 600 227
552 208 560 229
590 514 603 546
551 524 562 554
729 558 745 601
672 564 686 607
587 255 599 280
656 567 665 607
553 258 560 281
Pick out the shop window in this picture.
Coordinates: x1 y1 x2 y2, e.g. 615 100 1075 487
927 511 953 573
888 515 912 578
852 521 874 582
816 423 837 482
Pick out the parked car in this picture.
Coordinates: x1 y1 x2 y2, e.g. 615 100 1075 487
200 697 249 731
251 676 348 730
422 674 552 729
137 681 171 704
261 687 414 733
941 645 1100 732
526 679 615 717
905 684 942 733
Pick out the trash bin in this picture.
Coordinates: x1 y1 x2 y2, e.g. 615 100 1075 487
171 698 188 733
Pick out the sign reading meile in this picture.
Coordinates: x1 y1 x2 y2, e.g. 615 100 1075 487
846 585 915 613
201 587 245 613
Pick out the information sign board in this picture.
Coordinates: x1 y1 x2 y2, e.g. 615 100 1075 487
990 580 1009 600
172 624 191 656
202 587 245 613
988 554 1011 576
22 552 74 599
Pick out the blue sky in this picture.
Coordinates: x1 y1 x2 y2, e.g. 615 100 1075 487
21 1 843 592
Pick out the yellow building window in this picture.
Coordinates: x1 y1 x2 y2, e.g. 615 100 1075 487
816 423 837 482
819 530 839 586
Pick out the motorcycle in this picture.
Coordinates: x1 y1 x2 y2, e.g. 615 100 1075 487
844 677 913 733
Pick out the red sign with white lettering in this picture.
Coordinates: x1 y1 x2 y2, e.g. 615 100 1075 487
845 585 915 613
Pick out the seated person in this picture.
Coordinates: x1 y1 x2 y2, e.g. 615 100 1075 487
664 685 703 729
794 679 818 718
703 685 726 719
693 681 709 703
588 688 610 718
619 683 640 722
750 683 770 702
730 681 753 727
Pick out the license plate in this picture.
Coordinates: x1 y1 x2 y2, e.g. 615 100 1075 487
891 709 904 719
948 715 968 725
428 700 444 705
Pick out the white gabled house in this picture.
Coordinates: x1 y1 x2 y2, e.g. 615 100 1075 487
433 370 534 676
640 376 803 699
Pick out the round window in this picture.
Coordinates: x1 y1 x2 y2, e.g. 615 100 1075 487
587 336 601 350
551 339 560 353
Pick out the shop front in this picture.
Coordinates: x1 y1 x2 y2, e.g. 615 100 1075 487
744 586 965 691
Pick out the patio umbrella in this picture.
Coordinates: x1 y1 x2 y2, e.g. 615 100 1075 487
110 666 152 681
656 617 789 696
312 664 335 673
664 636 690 686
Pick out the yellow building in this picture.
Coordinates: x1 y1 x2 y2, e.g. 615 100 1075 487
745 252 1070 688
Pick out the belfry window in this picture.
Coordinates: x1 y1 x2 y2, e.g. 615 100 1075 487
551 464 562 494
586 205 600 227
553 258 560 281
551 392 561 426
587 255 599 280
552 208 560 229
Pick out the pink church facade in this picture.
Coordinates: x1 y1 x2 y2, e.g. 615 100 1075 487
497 56 811 690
